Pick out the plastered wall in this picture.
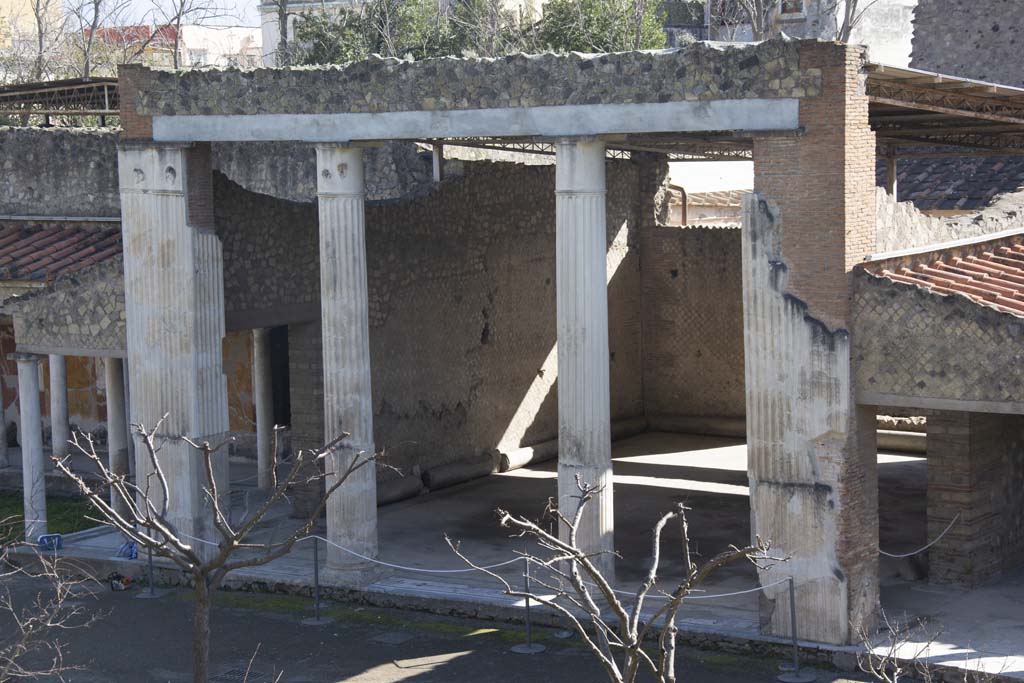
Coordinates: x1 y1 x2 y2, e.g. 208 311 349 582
217 161 645 473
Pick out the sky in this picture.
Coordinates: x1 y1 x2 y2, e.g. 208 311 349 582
124 0 262 27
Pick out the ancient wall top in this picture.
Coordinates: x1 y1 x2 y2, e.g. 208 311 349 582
119 40 856 140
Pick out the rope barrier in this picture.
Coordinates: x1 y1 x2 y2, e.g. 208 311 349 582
297 535 523 573
138 507 967 595
586 575 791 602
176 530 521 573
879 512 961 559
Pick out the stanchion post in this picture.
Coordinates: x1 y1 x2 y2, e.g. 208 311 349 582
302 537 333 626
511 556 545 654
136 541 166 599
314 537 321 621
777 577 815 683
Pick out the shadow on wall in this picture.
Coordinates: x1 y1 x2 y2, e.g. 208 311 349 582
215 162 646 475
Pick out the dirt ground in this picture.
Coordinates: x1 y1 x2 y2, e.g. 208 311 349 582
0 573 867 682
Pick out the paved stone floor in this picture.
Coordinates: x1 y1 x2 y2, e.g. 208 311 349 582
31 432 1024 680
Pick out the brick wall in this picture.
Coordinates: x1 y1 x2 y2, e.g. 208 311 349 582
753 42 876 330
641 226 745 419
927 411 1024 586
118 64 154 140
287 321 323 453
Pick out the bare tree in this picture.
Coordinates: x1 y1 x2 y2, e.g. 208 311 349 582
707 0 748 40
858 611 1002 683
733 0 773 40
149 0 234 69
830 0 883 42
448 477 777 683
55 417 377 683
0 519 102 680
262 0 293 66
66 0 136 77
28 0 67 80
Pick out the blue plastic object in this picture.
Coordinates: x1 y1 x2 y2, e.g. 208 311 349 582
37 534 63 551
115 540 138 560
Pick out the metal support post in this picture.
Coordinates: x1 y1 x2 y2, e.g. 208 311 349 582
777 577 815 682
302 538 333 625
511 557 545 654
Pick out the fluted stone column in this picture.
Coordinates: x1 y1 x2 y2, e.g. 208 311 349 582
48 354 69 460
555 138 615 581
118 142 229 554
0 374 9 469
316 144 377 577
104 357 130 519
14 354 46 541
252 328 274 490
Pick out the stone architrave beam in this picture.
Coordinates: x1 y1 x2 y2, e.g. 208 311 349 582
152 99 801 143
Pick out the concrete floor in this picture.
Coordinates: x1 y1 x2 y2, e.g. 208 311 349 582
41 431 1024 679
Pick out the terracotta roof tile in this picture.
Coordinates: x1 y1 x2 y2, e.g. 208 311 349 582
874 241 1024 317
0 224 122 282
876 156 1024 212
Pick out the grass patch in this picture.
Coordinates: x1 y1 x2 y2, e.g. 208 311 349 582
200 591 556 645
0 492 100 537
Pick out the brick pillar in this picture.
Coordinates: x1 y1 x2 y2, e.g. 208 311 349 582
927 412 1024 586
745 43 878 646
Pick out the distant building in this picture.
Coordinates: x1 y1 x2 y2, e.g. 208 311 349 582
88 24 261 69
88 25 180 68
180 25 262 68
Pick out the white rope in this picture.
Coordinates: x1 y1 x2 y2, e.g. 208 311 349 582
588 575 791 602
298 535 523 573
684 576 791 600
176 531 522 573
879 511 961 559
131 509 966 586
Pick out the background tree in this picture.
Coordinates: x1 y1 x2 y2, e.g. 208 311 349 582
535 0 665 52
56 418 378 683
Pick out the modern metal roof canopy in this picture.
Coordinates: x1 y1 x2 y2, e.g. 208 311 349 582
866 63 1024 157
0 77 119 118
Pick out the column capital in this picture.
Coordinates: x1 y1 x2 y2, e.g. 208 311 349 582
8 352 42 364
117 144 188 195
555 138 606 195
315 145 365 197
